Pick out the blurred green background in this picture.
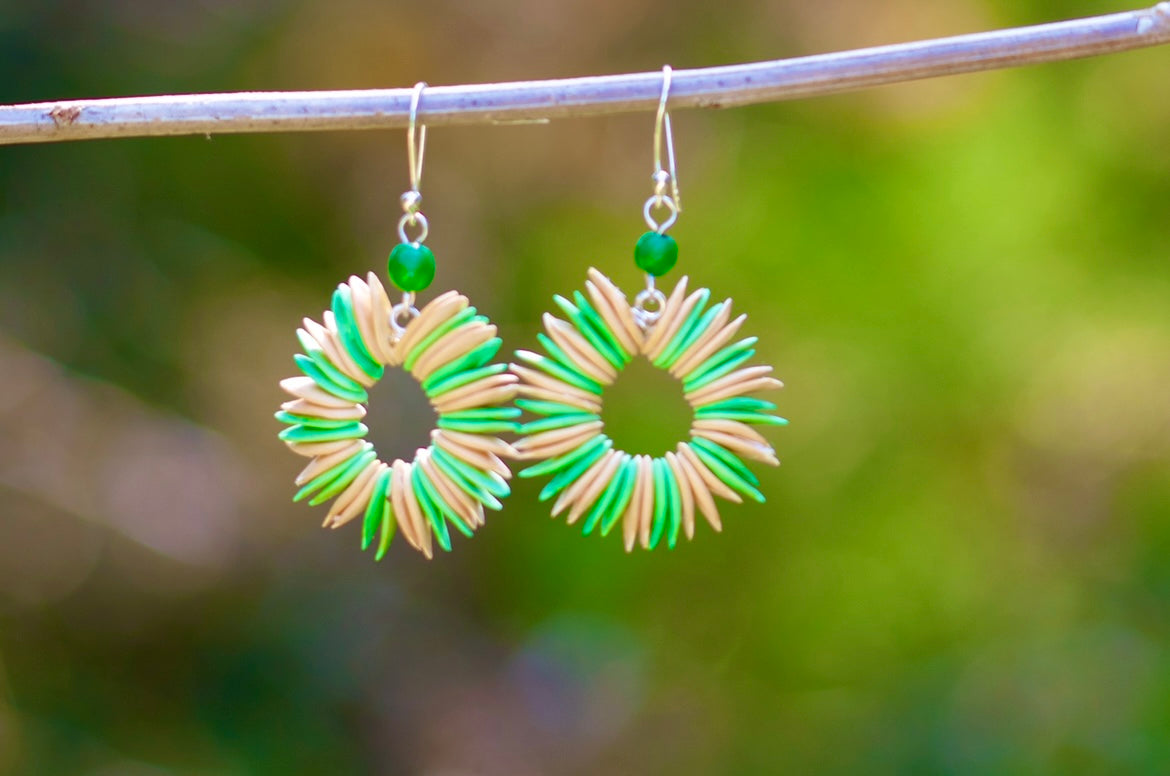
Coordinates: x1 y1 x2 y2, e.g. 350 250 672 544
2 0 1170 773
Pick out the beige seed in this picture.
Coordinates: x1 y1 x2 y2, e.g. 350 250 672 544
347 277 383 368
411 323 497 381
686 366 779 405
433 431 512 480
364 272 399 366
390 461 422 553
586 269 644 352
398 291 467 356
286 438 359 458
280 377 355 409
295 440 366 486
428 372 518 410
510 364 600 407
433 384 519 415
563 451 623 525
645 288 708 362
692 418 770 447
281 399 366 421
622 455 647 552
551 449 615 519
543 314 617 384
670 313 747 379
584 275 641 356
514 384 602 415
303 318 365 386
677 443 741 504
320 312 376 387
399 459 433 559
637 455 657 549
664 452 696 540
435 428 516 459
326 458 381 528
687 377 785 408
419 450 483 529
668 302 733 377
511 421 602 459
675 448 723 532
693 428 779 466
641 276 689 355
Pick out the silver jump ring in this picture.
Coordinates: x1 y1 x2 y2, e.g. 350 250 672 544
397 211 430 245
643 194 679 233
389 296 421 339
632 286 667 329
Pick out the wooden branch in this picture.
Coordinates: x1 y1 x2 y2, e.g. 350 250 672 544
2 3 1169 146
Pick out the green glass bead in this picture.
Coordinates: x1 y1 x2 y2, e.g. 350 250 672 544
634 231 678 276
387 242 436 292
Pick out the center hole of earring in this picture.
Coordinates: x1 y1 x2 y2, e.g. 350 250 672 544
363 367 437 463
600 356 693 457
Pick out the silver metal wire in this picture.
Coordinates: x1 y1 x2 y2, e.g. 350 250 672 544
632 275 667 329
397 81 431 247
407 81 427 194
390 291 420 338
642 66 681 233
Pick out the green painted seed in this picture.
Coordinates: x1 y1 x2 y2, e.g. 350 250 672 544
538 438 613 502
429 447 503 510
536 333 595 383
681 337 759 387
375 504 396 562
514 350 603 395
519 413 599 435
696 396 778 414
519 433 611 479
278 422 368 444
634 230 678 276
689 442 765 503
552 296 626 369
332 286 383 379
424 362 508 398
516 399 595 417
274 411 358 430
664 462 682 549
572 291 631 363
431 445 510 500
659 301 725 369
690 436 760 486
421 338 502 391
412 464 452 552
387 242 436 292
649 458 668 550
404 306 480 370
693 411 788 426
362 468 392 551
582 454 631 536
655 293 715 368
308 449 378 506
600 457 639 537
292 351 365 400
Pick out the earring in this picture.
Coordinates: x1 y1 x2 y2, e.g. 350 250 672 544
276 83 519 560
510 66 787 551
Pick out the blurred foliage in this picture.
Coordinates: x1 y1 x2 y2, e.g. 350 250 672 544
2 0 1170 774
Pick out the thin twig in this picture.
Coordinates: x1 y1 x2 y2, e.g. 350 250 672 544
3 3 1169 146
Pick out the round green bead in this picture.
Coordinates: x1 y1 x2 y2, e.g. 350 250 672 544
634 231 678 277
387 242 436 292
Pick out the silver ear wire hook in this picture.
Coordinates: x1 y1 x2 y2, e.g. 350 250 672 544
407 81 427 195
644 65 680 234
397 81 430 245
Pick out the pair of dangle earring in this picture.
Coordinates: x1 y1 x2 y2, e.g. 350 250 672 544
510 66 787 552
276 69 785 560
276 82 520 560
